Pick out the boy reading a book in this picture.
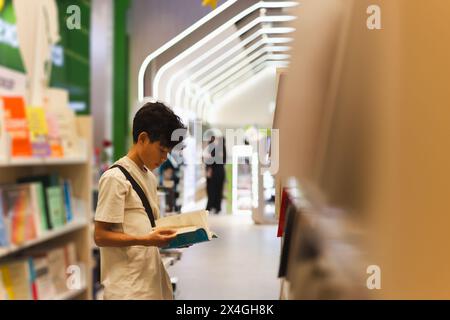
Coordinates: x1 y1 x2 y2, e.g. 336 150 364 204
94 102 186 300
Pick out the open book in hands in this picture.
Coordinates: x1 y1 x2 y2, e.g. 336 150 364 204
155 210 218 249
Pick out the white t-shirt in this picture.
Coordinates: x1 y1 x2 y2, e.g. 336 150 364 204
95 156 173 300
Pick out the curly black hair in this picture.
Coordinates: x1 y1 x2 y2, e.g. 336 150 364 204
132 102 186 149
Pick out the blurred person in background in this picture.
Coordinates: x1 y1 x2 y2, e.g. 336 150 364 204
158 154 182 212
204 136 226 214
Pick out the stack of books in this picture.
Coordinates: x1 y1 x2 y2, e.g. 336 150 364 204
0 89 80 160
0 173 77 248
0 241 82 300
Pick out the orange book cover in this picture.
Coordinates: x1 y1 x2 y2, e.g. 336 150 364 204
2 185 37 245
2 97 32 157
11 189 27 244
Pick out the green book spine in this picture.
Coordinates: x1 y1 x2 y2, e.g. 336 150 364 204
46 187 66 228
33 183 49 231
17 174 61 230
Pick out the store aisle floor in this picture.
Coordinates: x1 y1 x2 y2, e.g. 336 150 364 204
168 214 281 300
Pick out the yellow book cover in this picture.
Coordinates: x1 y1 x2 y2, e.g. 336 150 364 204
26 107 50 157
0 266 15 300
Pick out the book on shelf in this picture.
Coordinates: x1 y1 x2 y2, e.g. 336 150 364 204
155 210 217 249
46 186 66 229
44 88 79 157
0 174 81 249
28 182 49 235
46 247 69 295
30 241 80 299
0 259 34 300
0 241 79 300
17 173 62 230
0 102 5 159
1 96 32 157
1 184 37 245
0 189 9 247
28 258 38 299
45 110 64 158
1 91 81 160
62 180 74 223
0 266 7 299
277 188 290 237
4 182 50 240
30 254 56 300
27 241 79 299
278 203 300 278
26 107 50 157
0 175 79 247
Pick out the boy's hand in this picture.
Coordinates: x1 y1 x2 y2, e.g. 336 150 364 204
140 228 177 247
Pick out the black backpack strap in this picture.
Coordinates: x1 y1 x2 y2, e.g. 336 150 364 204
109 164 156 228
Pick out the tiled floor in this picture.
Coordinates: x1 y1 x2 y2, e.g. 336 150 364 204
168 213 281 300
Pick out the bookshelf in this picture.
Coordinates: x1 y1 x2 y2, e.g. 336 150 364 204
0 155 88 167
271 0 366 298
0 115 93 300
0 219 88 258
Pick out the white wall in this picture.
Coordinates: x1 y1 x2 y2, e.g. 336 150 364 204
207 67 277 128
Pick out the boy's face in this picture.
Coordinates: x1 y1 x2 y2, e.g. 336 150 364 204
137 132 170 170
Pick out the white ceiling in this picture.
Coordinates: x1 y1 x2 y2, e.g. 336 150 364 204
206 67 277 128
